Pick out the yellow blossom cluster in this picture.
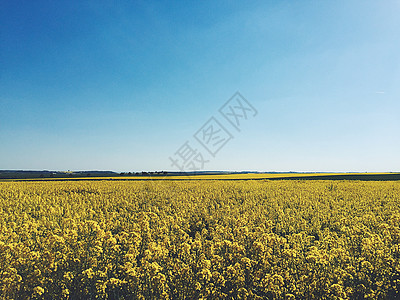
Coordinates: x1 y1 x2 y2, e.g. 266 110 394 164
0 180 399 299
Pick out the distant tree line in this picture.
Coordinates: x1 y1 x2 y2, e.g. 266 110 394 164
119 171 167 176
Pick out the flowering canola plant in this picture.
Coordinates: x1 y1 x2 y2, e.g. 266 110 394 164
0 180 399 299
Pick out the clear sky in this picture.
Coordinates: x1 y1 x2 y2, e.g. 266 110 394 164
1 1 399 172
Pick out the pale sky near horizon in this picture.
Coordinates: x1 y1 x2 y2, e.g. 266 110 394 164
1 1 399 172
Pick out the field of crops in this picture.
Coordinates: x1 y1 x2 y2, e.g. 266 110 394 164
1 179 399 299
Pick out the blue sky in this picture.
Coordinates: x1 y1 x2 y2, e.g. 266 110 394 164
1 1 399 172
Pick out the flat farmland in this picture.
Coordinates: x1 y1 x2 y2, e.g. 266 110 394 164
1 179 399 299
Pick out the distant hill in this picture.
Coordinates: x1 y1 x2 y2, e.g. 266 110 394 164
0 170 278 179
0 170 118 179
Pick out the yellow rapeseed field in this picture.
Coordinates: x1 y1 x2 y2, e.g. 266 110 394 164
0 180 399 299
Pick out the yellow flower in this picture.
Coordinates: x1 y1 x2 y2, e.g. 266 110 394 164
33 286 45 296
